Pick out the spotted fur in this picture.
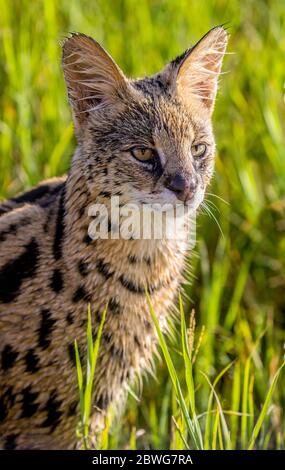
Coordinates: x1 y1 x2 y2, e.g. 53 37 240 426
0 27 227 449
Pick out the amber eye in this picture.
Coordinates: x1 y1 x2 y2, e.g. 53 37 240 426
191 143 207 158
130 147 156 162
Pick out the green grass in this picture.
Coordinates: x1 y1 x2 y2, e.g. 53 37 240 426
1 0 285 450
76 299 284 450
74 305 107 449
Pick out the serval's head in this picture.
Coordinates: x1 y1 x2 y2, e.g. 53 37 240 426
62 27 228 210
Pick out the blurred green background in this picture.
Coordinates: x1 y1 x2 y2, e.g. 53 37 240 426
0 0 285 449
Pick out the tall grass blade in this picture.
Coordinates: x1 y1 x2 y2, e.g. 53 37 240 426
248 362 285 450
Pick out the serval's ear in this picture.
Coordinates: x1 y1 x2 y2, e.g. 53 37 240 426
62 33 128 131
162 27 228 114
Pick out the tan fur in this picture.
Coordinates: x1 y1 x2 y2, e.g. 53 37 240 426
0 27 227 449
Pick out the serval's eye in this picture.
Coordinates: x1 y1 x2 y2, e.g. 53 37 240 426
130 147 156 163
191 143 207 158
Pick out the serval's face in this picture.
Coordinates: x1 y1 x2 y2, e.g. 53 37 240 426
62 28 227 211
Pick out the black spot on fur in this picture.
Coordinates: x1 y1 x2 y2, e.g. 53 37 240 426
109 297 121 315
50 268 64 293
5 387 15 407
99 191 111 198
144 320 152 331
119 275 163 295
1 345 18 370
144 256 152 266
0 238 39 303
94 394 111 410
20 386 39 418
110 344 124 360
67 400 78 417
38 309 56 350
0 223 18 243
78 260 88 277
72 286 91 303
10 184 51 204
96 259 114 280
103 332 112 344
0 396 7 422
25 349 40 373
102 168 108 176
42 390 63 432
119 275 145 294
128 255 138 264
39 183 66 209
0 387 15 422
78 206 85 219
67 343 76 366
4 433 18 450
66 311 74 325
53 187 65 261
0 202 13 217
43 207 54 233
95 310 102 323
83 233 92 245
134 335 141 348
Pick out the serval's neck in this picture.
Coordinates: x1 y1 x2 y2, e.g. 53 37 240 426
62 150 189 306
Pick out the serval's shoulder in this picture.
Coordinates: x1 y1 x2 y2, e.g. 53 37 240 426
0 176 67 268
0 176 67 219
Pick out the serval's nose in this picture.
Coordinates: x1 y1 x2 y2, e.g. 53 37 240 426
165 173 198 202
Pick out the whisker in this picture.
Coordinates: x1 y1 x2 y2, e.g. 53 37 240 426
205 192 229 205
201 202 224 239
203 199 220 213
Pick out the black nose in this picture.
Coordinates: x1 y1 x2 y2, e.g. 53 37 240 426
165 173 198 202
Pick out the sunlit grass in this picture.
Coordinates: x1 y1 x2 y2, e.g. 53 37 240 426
77 299 284 449
74 304 107 449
